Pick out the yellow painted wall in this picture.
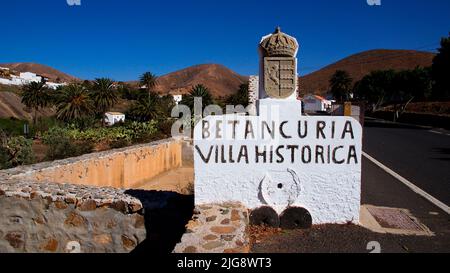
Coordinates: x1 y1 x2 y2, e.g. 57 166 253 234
27 140 183 189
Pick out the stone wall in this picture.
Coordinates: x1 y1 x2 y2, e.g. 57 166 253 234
174 203 250 253
5 138 182 189
0 180 146 253
248 76 259 105
0 138 188 253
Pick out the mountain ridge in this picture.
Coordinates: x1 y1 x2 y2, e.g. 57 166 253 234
1 49 435 98
0 62 78 83
299 49 435 96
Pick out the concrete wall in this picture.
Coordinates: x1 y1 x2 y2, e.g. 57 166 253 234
8 138 183 189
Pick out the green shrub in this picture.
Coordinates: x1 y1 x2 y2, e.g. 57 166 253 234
41 121 158 159
0 133 35 169
42 127 94 160
0 118 28 136
158 119 175 137
125 121 158 142
32 117 62 135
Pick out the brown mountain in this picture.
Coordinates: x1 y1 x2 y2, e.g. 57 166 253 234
299 49 435 96
0 62 77 83
0 91 54 120
136 64 249 99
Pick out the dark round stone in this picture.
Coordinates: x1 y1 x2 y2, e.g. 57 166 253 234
280 207 312 230
249 206 280 227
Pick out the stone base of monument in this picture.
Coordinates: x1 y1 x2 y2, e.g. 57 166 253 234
173 202 250 253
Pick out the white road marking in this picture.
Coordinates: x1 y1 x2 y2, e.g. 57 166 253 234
429 130 450 137
363 152 450 215
430 130 444 135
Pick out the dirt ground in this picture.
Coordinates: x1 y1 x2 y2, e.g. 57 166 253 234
250 224 450 253
136 167 194 195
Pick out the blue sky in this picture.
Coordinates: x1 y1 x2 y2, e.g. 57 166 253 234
1 0 449 81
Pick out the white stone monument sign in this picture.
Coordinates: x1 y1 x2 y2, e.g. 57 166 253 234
194 28 362 225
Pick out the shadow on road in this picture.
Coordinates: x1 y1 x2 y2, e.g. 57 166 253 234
124 189 194 254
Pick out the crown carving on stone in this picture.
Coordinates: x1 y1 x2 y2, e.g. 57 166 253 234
260 27 298 57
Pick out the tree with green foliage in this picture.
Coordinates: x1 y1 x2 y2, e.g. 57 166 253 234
21 80 51 125
159 95 176 117
330 70 353 102
390 67 432 121
353 70 396 111
41 127 93 161
354 68 433 120
55 84 94 124
91 78 119 126
432 34 450 100
226 83 249 107
117 82 148 101
127 92 162 122
140 72 158 93
180 84 214 112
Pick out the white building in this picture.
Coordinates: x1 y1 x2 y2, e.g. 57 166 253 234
0 71 66 89
173 94 183 105
19 72 43 83
104 112 126 126
302 94 333 113
46 82 66 90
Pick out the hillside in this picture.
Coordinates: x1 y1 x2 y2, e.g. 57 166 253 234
0 49 436 119
132 64 249 99
0 91 31 120
0 90 55 120
0 63 77 83
299 49 435 96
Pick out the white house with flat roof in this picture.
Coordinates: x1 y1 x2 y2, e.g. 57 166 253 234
19 72 43 83
0 71 66 89
105 112 126 126
302 94 333 113
173 94 183 105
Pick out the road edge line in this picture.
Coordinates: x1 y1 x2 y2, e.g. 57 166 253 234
363 152 450 215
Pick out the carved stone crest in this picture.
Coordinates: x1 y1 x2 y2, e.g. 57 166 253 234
260 27 299 99
264 57 297 99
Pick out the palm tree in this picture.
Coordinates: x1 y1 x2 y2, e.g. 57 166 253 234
128 92 162 121
21 80 51 124
330 70 353 102
91 78 118 126
181 84 214 111
227 83 249 107
139 72 158 93
56 84 94 123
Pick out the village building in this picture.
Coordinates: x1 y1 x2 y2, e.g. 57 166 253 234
302 94 333 113
105 112 126 126
19 72 44 83
173 94 183 104
0 71 65 89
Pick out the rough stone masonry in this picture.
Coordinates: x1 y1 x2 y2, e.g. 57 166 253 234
0 180 146 253
0 138 185 253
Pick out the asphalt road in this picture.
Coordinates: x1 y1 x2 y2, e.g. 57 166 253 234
363 118 450 206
